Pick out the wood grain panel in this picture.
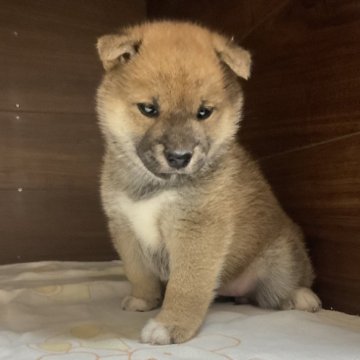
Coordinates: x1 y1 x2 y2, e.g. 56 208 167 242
0 0 145 265
0 189 115 264
0 111 102 190
259 134 360 314
240 0 360 158
147 0 288 39
0 0 145 113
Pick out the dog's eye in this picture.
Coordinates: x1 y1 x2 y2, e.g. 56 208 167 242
197 106 213 121
137 103 159 118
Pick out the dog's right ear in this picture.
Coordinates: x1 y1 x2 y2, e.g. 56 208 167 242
97 34 141 71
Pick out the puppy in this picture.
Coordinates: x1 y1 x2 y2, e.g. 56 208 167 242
96 21 321 345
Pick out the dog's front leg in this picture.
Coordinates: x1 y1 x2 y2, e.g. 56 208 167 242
109 220 162 312
141 222 229 344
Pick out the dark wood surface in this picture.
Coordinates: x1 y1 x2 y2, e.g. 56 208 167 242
148 0 360 314
147 0 288 40
240 0 360 158
0 0 145 113
0 112 102 190
0 0 146 264
0 190 111 263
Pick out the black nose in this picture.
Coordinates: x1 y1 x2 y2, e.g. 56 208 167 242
165 150 192 169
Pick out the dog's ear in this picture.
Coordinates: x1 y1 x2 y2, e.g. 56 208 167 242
212 33 251 80
97 33 141 71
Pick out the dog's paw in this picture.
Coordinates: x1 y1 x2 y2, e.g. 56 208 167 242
282 287 322 312
141 319 171 345
121 295 159 312
141 319 193 345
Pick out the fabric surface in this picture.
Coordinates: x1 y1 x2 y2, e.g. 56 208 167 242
0 261 359 360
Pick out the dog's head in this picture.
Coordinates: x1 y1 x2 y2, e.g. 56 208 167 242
96 21 251 180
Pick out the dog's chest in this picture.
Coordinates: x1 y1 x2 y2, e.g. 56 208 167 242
118 191 177 250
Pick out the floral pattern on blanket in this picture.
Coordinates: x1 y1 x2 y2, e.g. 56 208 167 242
28 323 241 359
0 261 359 360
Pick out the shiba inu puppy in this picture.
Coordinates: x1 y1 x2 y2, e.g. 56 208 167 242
96 21 321 345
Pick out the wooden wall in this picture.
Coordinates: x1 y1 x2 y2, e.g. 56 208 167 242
147 0 360 314
0 0 146 263
1 0 359 315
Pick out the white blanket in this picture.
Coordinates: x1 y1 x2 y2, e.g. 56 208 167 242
0 261 359 360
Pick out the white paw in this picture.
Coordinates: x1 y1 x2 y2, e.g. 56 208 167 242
121 295 154 312
141 319 171 345
283 287 322 312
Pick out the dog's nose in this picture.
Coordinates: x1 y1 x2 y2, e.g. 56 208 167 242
165 150 192 169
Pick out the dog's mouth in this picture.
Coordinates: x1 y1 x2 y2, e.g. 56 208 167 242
137 146 206 180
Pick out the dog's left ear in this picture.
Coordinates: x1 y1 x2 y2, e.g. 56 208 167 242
97 33 141 71
212 33 251 80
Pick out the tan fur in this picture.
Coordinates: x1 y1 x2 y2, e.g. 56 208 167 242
96 21 321 345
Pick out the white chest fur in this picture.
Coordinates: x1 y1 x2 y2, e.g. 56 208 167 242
118 191 177 249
